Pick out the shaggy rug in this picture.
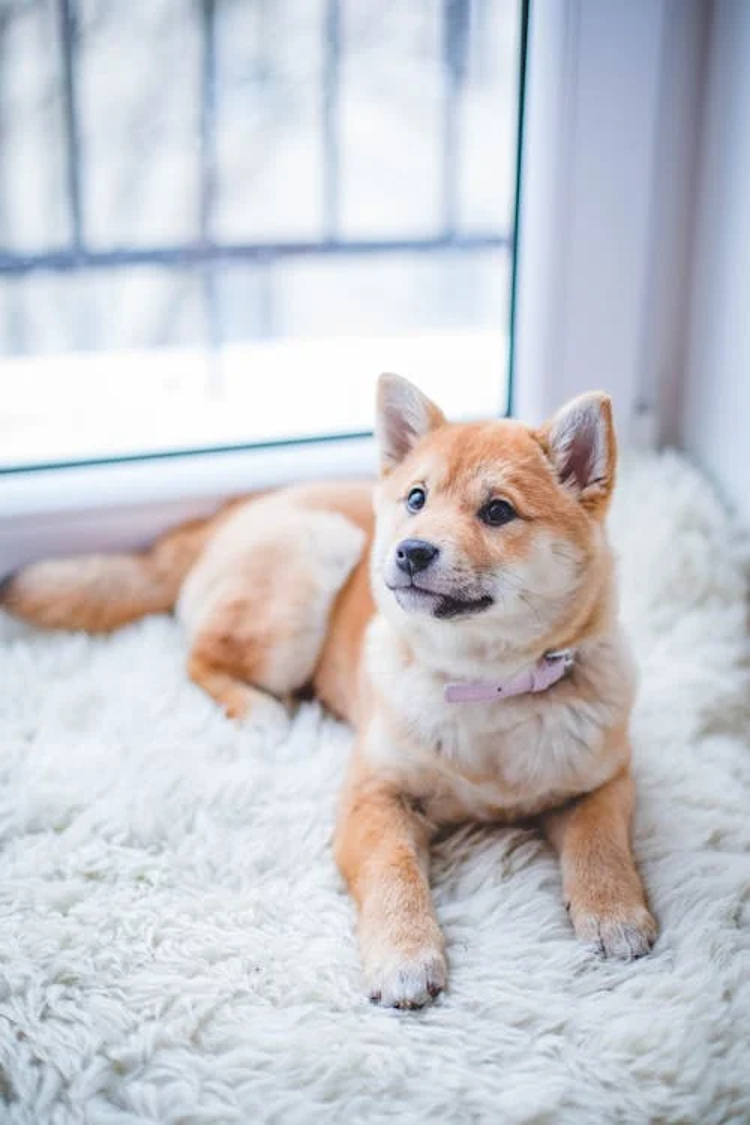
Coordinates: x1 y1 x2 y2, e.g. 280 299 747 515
0 452 748 1125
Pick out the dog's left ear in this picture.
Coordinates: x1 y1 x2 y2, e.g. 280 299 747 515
376 373 446 475
538 392 617 511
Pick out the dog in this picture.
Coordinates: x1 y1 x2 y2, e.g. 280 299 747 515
1 374 657 1007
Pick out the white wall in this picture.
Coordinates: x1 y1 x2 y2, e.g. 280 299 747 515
514 0 707 449
515 0 668 434
680 0 750 527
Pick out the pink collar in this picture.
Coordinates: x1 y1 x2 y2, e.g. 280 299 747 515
444 650 575 704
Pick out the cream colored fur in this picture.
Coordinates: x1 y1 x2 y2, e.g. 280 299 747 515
178 495 365 695
364 619 635 823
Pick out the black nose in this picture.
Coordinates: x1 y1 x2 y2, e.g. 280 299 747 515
395 538 439 576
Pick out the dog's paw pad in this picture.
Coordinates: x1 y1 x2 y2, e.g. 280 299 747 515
366 945 447 1009
573 904 657 960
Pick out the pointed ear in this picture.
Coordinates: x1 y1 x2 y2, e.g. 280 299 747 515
538 392 617 510
375 373 446 474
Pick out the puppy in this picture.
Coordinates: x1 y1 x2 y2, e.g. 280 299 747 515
1 374 656 1007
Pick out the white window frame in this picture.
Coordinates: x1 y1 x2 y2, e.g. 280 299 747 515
514 0 706 443
0 0 706 574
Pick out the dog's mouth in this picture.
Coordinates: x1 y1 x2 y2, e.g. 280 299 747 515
387 583 494 620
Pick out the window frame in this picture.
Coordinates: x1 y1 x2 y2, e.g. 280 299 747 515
0 0 705 576
513 0 704 445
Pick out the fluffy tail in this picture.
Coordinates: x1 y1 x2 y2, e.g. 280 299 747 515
0 514 218 634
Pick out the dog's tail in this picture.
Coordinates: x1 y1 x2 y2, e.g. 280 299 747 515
0 512 219 634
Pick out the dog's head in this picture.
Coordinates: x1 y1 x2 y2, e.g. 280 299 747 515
371 373 617 651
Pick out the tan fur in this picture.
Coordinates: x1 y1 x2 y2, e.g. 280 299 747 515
0 512 225 633
0 378 655 1006
542 766 656 957
178 484 370 721
334 745 445 1008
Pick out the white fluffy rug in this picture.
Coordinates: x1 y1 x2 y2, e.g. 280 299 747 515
1 452 749 1125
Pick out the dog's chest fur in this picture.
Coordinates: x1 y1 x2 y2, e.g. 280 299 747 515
364 617 636 824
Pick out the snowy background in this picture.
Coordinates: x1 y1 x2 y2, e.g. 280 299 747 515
0 0 519 464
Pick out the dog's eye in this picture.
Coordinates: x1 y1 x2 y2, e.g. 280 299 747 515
480 499 517 527
406 487 427 513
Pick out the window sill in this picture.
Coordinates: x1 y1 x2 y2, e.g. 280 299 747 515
0 434 376 575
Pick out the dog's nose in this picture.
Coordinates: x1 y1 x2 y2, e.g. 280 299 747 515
395 538 439 576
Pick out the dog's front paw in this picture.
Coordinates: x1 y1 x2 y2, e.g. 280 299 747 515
570 900 657 959
363 929 447 1009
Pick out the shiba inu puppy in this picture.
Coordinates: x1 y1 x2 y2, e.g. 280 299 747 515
1 374 656 1007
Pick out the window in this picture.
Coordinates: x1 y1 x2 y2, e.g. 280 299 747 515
0 0 524 472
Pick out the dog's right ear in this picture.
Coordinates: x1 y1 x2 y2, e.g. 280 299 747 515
538 391 617 513
375 373 446 475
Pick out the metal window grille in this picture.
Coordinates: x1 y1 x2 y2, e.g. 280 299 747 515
0 0 519 353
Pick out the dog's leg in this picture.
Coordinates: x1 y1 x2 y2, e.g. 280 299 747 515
187 650 277 721
180 504 365 722
542 767 657 958
335 764 445 1008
